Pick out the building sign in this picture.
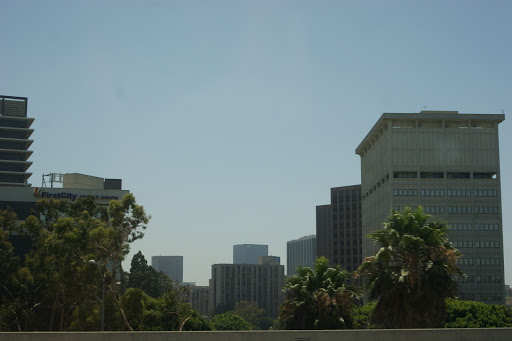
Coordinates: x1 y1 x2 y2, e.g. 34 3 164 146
33 187 124 202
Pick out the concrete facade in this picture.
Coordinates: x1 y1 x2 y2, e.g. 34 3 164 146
0 96 33 187
233 244 268 264
209 263 284 319
316 185 362 272
355 111 505 304
2 329 512 341
287 235 316 275
187 285 209 317
152 256 184 282
316 204 332 263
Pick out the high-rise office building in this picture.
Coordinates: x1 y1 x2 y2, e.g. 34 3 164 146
0 95 33 188
152 256 184 282
356 111 505 304
209 262 284 319
287 235 316 275
233 244 268 264
316 185 362 273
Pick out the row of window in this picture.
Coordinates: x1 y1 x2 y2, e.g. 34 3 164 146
453 241 473 248
451 223 500 231
457 258 501 266
459 293 503 302
392 206 499 215
475 223 500 231
475 241 500 248
477 293 502 301
457 258 474 266
363 174 390 200
393 206 445 213
393 189 498 197
393 171 496 179
476 258 501 266
458 276 503 285
447 206 499 214
453 240 501 248
450 223 472 231
477 275 502 284
394 189 419 196
459 276 474 283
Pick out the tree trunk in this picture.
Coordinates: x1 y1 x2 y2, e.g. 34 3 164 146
108 284 133 331
49 291 58 331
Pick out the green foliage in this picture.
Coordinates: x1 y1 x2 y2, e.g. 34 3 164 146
0 194 149 331
356 207 463 328
128 251 173 298
210 312 253 331
182 311 211 331
352 303 376 329
443 298 512 328
0 209 20 331
278 257 360 330
68 301 100 331
232 301 271 330
121 288 146 329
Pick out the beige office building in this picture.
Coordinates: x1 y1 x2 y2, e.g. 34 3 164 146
356 111 505 304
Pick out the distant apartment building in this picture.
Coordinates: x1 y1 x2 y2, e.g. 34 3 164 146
152 256 184 282
233 244 268 264
356 111 505 304
287 235 316 275
187 286 209 317
209 261 285 319
316 185 362 273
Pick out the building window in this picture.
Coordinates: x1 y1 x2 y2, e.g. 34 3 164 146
447 172 470 179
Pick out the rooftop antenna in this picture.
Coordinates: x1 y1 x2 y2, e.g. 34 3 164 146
42 173 63 188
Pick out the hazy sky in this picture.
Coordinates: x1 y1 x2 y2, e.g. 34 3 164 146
1 0 511 285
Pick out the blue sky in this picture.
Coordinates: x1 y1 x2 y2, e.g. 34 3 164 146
1 0 511 285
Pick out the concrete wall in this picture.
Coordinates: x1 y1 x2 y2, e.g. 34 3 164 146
2 329 512 341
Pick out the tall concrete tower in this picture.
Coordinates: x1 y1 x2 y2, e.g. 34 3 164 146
356 111 505 304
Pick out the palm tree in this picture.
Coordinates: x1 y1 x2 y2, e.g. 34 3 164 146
278 257 360 329
356 207 463 328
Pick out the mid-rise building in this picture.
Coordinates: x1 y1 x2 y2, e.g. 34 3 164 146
316 185 362 273
233 244 268 264
209 261 285 319
355 111 505 304
187 286 209 317
152 256 184 282
287 235 316 275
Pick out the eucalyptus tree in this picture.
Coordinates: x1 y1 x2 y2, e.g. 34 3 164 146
356 207 463 328
0 194 149 331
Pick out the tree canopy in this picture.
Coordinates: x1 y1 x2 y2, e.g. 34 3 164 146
278 257 360 330
443 298 512 328
0 194 149 331
128 251 173 298
356 207 463 328
210 312 253 331
232 301 273 330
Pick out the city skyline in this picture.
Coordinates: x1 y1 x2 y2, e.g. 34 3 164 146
1 1 511 286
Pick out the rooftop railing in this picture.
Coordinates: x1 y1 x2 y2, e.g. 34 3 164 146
1 95 28 118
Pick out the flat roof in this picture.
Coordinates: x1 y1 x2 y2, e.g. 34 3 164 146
355 111 505 155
